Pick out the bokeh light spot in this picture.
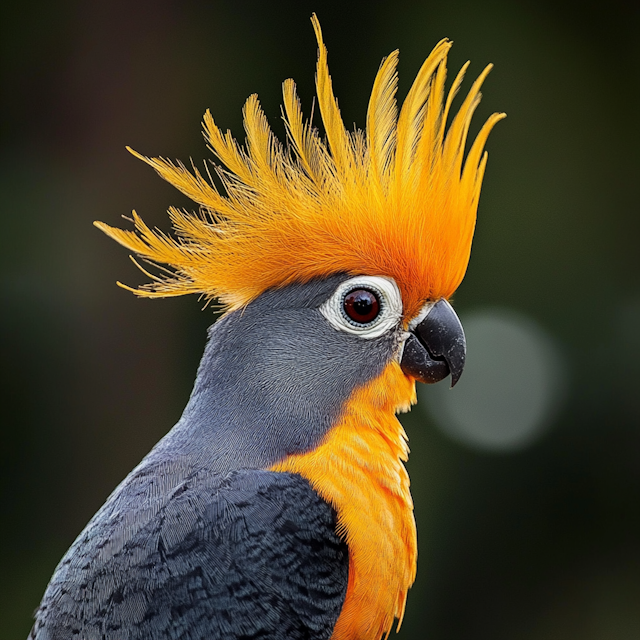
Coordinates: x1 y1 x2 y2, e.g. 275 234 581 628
419 308 567 452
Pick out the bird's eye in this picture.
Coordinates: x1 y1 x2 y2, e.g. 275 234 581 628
320 275 403 340
343 289 380 325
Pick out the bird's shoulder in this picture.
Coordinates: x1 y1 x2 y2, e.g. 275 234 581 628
31 465 348 640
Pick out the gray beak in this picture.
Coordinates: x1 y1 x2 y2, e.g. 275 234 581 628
400 299 466 387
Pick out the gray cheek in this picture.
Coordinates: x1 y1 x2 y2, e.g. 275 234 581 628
234 307 396 406
178 306 398 468
147 276 404 473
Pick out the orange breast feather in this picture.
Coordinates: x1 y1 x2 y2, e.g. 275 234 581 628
271 361 417 640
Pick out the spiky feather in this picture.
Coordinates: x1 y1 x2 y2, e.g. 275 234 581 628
95 14 505 320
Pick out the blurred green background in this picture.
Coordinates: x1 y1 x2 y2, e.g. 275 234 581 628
1 1 639 638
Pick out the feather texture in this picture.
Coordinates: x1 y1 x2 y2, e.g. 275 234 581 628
95 14 505 320
272 360 416 640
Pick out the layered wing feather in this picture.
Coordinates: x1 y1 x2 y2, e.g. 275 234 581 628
30 466 348 640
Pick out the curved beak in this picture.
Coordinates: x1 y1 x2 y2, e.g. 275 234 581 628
400 299 466 387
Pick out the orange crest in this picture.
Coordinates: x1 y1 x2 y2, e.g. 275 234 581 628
96 15 504 320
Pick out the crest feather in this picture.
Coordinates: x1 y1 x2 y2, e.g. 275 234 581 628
367 50 399 190
96 15 505 318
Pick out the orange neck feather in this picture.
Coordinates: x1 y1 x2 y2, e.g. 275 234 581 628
271 361 417 640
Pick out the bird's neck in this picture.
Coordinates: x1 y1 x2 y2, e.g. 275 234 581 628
271 360 418 640
151 311 362 472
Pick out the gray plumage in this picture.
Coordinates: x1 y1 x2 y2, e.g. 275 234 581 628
31 468 347 640
30 275 404 639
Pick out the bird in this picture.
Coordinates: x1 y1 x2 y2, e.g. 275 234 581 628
29 15 504 640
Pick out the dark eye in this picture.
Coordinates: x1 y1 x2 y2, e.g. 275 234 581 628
343 288 380 324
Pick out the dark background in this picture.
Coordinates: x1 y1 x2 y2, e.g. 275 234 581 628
1 1 639 638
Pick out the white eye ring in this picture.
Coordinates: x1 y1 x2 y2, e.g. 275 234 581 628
320 276 403 339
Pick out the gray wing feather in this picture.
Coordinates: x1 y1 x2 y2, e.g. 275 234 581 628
30 467 348 640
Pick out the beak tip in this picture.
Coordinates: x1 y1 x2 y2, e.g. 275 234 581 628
450 370 462 388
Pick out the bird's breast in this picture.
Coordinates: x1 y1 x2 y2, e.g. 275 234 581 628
271 360 418 640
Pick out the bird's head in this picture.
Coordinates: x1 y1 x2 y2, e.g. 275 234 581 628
96 15 504 422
